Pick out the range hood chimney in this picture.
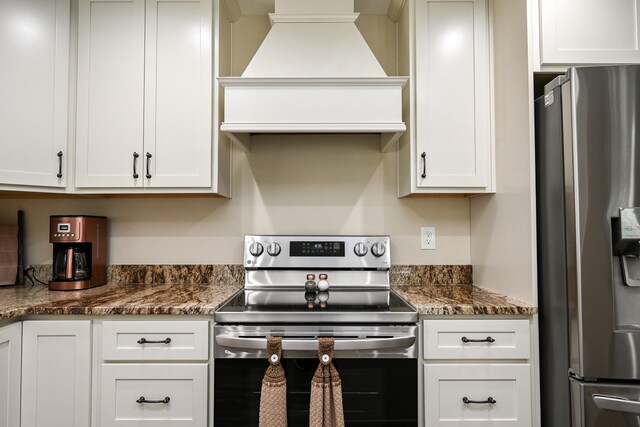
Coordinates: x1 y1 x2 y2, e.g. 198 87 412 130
219 0 407 152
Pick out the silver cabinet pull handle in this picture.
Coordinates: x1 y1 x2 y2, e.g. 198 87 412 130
463 396 496 405
57 151 63 178
216 334 415 351
145 152 152 179
136 396 170 404
593 394 640 414
132 152 139 178
421 152 427 178
461 336 495 343
137 337 171 344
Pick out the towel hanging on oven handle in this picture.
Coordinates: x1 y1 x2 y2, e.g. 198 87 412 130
259 336 287 427
310 338 345 427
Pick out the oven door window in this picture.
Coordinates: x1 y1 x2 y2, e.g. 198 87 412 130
214 358 417 426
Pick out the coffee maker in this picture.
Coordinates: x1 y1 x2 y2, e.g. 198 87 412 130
49 216 107 291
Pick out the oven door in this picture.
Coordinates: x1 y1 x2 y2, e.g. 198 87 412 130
213 325 418 426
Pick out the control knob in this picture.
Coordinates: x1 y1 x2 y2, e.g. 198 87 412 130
267 242 281 256
353 242 368 257
371 242 386 257
249 242 264 257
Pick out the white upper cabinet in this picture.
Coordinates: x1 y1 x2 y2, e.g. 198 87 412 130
143 0 212 188
76 0 214 190
0 0 70 188
398 0 493 196
535 0 640 69
76 0 145 188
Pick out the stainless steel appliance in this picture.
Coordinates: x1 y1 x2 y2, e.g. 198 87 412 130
214 235 418 426
536 65 640 426
49 215 107 291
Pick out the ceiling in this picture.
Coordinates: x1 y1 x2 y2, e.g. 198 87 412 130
236 0 393 16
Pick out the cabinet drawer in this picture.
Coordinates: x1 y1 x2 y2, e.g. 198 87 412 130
424 364 531 426
423 319 530 360
101 321 209 361
100 363 207 427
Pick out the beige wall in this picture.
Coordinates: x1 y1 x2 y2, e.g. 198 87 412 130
0 135 471 265
470 0 536 304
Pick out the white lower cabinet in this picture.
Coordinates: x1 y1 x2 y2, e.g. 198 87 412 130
100 364 207 427
424 364 531 426
422 318 533 427
21 320 92 427
0 323 21 427
96 319 210 427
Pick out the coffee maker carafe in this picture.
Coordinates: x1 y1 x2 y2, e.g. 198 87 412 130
49 216 107 290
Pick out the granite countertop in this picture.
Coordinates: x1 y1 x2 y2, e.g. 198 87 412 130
0 282 536 321
0 264 535 320
0 282 242 321
392 284 537 315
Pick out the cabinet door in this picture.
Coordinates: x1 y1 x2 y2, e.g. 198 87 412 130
539 0 640 65
101 320 209 361
21 321 91 427
0 0 69 188
424 364 532 426
415 0 491 189
0 323 21 427
423 319 531 360
143 0 212 188
100 363 207 427
75 0 145 188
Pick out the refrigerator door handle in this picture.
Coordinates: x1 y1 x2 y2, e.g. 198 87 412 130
593 394 640 414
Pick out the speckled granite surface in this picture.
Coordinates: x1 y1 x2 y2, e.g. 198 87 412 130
3 264 534 320
28 264 467 286
392 284 536 315
0 282 242 321
390 265 472 285
26 264 244 285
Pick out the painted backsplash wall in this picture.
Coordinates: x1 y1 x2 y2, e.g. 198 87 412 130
0 135 471 265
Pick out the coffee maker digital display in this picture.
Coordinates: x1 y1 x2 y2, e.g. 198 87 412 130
49 216 107 291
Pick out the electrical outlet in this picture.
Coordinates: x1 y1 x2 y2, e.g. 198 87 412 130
421 226 436 250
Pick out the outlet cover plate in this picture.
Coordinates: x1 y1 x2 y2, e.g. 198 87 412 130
421 226 436 250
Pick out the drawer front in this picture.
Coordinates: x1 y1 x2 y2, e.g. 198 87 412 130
424 364 532 426
101 321 209 361
100 363 207 427
423 319 530 360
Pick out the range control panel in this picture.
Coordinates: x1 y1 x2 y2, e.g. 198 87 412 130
244 235 390 269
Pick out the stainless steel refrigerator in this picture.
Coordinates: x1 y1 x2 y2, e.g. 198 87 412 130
536 64 640 427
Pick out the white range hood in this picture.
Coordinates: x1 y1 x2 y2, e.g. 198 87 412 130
219 0 407 152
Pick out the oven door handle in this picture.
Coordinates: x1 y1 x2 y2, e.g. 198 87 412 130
216 334 416 351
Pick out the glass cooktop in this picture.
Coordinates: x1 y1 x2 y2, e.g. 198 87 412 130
214 289 417 324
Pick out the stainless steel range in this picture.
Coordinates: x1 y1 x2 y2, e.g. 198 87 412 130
214 235 418 426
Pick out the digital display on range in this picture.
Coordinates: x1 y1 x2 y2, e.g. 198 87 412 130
290 241 345 257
